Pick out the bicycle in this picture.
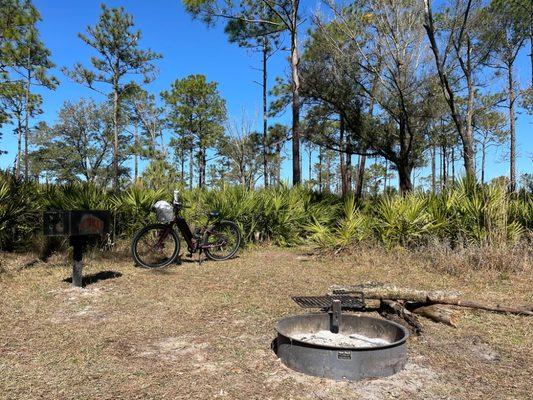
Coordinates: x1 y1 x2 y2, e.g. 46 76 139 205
131 190 241 268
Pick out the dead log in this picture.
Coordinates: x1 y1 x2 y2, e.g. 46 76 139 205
379 300 423 335
330 282 461 303
435 299 533 315
412 305 460 327
330 283 533 316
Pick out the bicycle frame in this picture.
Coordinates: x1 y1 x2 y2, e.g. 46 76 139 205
156 204 222 254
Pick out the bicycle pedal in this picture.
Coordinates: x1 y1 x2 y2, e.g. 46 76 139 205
186 253 193 258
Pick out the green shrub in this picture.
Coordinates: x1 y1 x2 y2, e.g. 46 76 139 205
0 173 530 253
0 173 40 250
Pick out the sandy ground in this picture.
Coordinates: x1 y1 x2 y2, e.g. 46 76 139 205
0 246 531 399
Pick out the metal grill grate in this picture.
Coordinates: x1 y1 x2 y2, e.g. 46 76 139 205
291 294 364 310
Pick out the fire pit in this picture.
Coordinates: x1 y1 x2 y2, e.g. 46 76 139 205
275 297 409 381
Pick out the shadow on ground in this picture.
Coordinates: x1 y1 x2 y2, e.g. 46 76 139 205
63 270 122 287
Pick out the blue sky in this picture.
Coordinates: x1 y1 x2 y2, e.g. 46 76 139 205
0 0 531 186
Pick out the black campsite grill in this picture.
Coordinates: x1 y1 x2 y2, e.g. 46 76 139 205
44 210 110 287
274 293 409 381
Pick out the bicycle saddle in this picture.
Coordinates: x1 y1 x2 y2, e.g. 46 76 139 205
207 211 220 218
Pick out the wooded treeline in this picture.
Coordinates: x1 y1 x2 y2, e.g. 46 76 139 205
1 0 532 195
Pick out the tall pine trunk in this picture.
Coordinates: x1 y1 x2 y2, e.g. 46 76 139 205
308 146 312 183
290 2 301 186
318 146 323 192
384 159 388 193
481 141 487 185
262 38 269 187
180 149 185 185
530 14 533 88
325 155 331 192
431 145 436 194
189 147 194 189
451 146 455 186
198 147 206 188
339 116 348 196
134 121 138 182
508 61 517 192
112 84 119 189
24 72 31 180
355 155 366 199
15 113 22 177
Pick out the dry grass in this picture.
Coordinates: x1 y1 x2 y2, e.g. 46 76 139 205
0 245 531 400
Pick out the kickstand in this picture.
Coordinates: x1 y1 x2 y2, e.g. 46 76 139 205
197 249 203 265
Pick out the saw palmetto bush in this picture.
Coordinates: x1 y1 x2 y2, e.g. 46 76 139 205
0 172 531 253
257 185 321 246
373 194 437 247
0 174 40 250
41 183 112 210
111 185 166 236
451 181 524 245
307 195 371 252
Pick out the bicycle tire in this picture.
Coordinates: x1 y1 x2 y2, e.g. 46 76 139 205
131 224 180 269
203 220 241 261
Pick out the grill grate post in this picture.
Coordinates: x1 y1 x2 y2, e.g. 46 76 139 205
291 294 365 310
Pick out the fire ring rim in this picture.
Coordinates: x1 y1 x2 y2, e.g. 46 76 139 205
275 313 409 351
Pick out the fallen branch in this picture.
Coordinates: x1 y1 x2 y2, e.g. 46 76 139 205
412 304 460 327
330 282 533 316
379 299 423 335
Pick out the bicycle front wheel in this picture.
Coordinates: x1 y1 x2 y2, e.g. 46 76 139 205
131 224 180 268
203 220 241 261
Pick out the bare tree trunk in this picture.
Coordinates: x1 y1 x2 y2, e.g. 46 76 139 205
530 14 533 88
308 146 312 184
325 155 331 192
134 121 138 182
15 114 22 177
464 37 477 181
180 150 185 185
318 145 323 192
339 116 348 197
189 147 194 189
198 147 206 188
423 1 476 181
113 85 119 189
451 145 455 186
508 62 517 192
262 38 269 188
431 145 436 194
346 153 352 192
383 158 388 193
481 142 487 184
355 72 379 199
355 155 366 199
24 73 30 180
290 1 301 186
441 144 448 189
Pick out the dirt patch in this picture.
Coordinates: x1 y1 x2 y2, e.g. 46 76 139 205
49 286 106 323
138 337 210 361
352 360 438 399
266 357 438 399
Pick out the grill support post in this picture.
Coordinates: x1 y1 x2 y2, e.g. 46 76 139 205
331 299 341 333
70 236 84 288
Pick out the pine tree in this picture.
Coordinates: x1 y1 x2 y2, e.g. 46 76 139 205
64 5 161 188
161 75 226 189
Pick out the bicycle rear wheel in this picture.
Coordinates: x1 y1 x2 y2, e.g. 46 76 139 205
203 220 241 261
131 224 180 268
